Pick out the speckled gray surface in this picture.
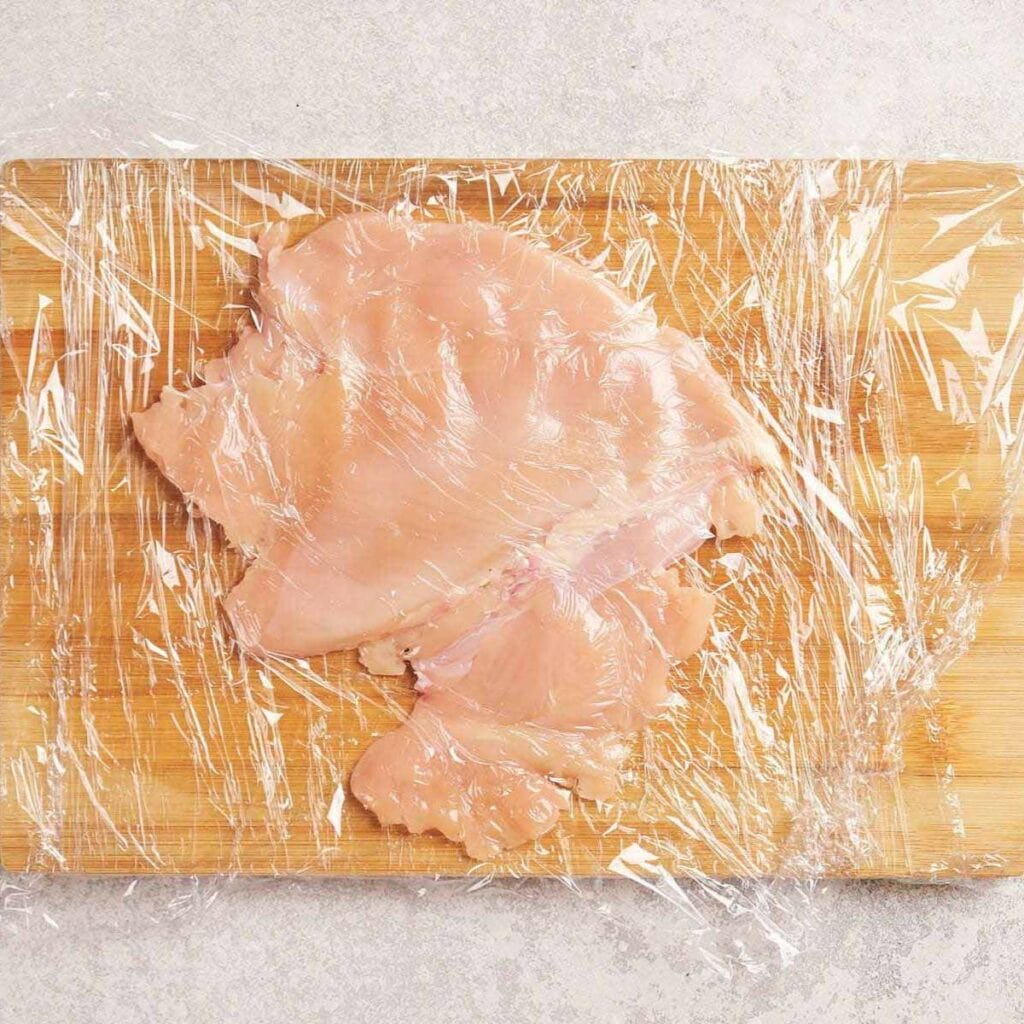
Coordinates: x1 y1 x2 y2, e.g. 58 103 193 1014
3 876 1024 1022
2 1 1023 1021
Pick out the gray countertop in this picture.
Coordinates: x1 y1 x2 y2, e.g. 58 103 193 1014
2 2 1023 1021
3 875 1024 1023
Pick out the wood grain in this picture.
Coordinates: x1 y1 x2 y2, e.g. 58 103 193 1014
2 159 1022 878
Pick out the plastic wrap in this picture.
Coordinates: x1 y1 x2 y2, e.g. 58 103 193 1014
2 102 1024 971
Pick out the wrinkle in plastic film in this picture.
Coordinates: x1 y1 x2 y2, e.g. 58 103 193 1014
2 110 1023 970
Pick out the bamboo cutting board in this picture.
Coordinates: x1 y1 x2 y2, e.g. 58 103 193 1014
1 159 1023 878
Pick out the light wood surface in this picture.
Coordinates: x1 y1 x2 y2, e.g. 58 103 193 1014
1 159 1022 877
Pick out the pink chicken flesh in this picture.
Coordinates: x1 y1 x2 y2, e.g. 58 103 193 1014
133 212 777 860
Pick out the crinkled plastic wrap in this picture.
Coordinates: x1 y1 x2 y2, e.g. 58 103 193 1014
2 104 1024 971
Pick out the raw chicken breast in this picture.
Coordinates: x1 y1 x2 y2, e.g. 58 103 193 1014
132 212 777 859
350 573 715 859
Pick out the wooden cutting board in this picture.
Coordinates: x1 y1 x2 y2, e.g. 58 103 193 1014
1 159 1022 878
